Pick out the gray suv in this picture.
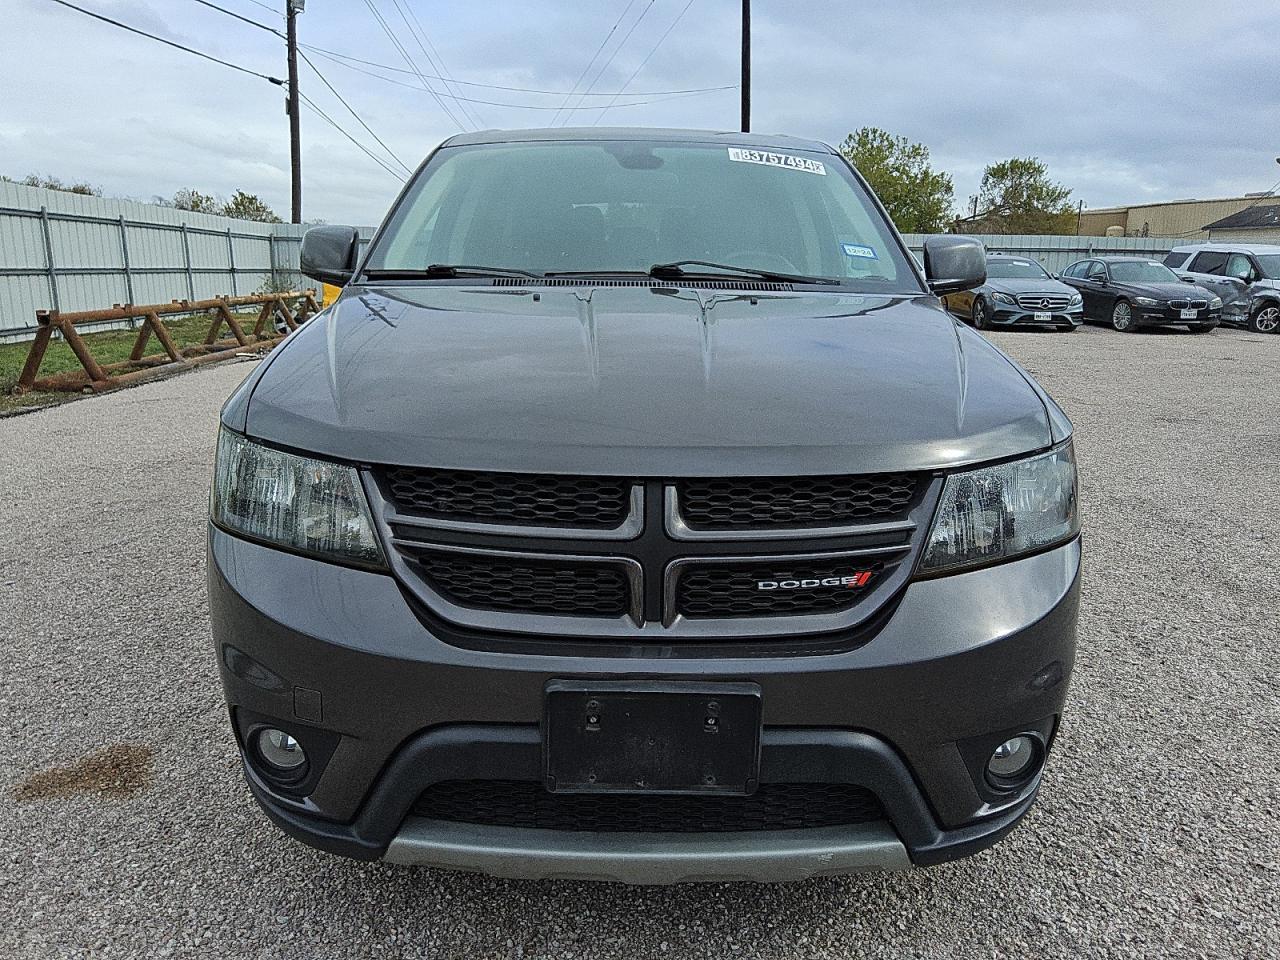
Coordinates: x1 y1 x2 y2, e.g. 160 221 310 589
208 129 1081 884
1163 243 1280 332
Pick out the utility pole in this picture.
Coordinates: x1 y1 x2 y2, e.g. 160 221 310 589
740 0 750 133
1075 199 1084 236
286 0 304 223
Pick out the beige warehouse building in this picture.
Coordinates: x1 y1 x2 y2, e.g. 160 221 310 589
1077 194 1274 239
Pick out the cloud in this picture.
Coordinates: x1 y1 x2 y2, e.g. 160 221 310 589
5 0 1277 224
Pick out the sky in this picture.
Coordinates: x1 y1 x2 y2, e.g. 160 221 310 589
4 0 1278 225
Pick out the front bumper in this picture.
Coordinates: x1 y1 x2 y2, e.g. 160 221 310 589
209 527 1080 882
989 304 1083 327
1134 306 1221 327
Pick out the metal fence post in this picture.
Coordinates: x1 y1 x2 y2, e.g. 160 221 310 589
226 228 238 296
38 205 60 312
180 222 195 300
268 233 278 289
118 215 135 308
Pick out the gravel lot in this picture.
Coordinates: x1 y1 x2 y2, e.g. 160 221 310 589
1 324 1277 958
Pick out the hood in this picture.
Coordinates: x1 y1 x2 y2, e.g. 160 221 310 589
1116 280 1211 300
986 277 1077 297
233 284 1056 476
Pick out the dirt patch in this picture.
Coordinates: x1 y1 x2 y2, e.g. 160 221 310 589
13 744 154 801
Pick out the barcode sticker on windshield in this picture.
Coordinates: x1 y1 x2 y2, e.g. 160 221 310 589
727 148 826 175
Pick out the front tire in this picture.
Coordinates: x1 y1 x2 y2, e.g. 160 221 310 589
1111 300 1137 332
1248 303 1279 333
972 297 994 331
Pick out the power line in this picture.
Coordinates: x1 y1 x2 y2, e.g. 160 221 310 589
187 0 407 178
46 0 283 84
552 0 639 126
301 43 734 97
298 92 407 181
241 0 283 16
360 0 470 131
593 0 697 125
402 3 482 128
300 45 730 110
289 48 732 110
385 0 482 129
298 50 412 175
563 0 657 126
191 0 279 34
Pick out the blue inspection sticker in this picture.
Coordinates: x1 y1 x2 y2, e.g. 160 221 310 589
841 242 878 260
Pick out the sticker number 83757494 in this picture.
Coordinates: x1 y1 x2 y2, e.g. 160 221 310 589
727 147 826 175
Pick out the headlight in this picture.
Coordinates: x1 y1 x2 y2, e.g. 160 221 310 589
920 443 1079 575
1210 296 1222 308
1133 296 1159 306
1069 293 1083 306
211 428 385 568
991 292 1016 305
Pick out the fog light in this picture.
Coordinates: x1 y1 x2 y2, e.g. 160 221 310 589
256 727 307 774
986 735 1038 784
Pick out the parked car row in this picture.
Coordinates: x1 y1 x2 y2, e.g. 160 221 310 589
945 242 1280 334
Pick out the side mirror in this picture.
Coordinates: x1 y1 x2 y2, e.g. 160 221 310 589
300 225 360 286
922 236 985 294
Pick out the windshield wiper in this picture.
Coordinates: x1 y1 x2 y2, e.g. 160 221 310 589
648 260 839 285
363 264 544 280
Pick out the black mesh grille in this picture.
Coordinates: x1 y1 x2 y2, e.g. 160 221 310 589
414 780 884 832
404 549 630 617
382 467 631 528
677 558 892 619
677 474 918 530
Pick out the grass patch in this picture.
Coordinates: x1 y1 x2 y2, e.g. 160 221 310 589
0 309 264 413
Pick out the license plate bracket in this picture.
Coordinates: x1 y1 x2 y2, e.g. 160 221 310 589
543 680 762 795
1034 311 1052 322
1180 308 1198 319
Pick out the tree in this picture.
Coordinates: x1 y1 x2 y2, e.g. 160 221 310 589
172 188 221 214
970 157 1075 235
838 128 954 233
2 173 100 195
222 190 282 223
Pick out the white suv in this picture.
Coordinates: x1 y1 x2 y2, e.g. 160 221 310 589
1163 243 1280 333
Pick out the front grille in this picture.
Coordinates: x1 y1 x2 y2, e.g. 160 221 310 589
1168 299 1208 310
677 473 917 530
414 780 884 832
1015 294 1072 311
403 548 631 618
382 467 631 529
676 557 893 619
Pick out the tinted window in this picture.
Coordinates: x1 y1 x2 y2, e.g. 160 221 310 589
1062 261 1086 279
1110 261 1180 283
1162 252 1190 268
366 141 918 290
1085 261 1107 279
1189 251 1229 275
1255 254 1280 279
985 258 1050 279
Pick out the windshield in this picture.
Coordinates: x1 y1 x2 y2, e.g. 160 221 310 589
363 140 919 291
1109 261 1180 284
985 258 1049 280
1254 254 1280 279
